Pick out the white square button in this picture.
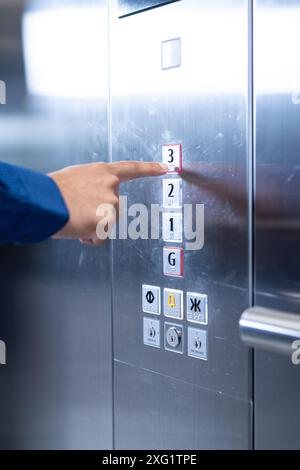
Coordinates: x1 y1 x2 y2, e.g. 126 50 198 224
162 212 182 243
143 317 160 348
163 247 184 277
187 327 207 360
142 285 161 315
162 144 182 173
163 179 182 208
186 292 208 325
163 288 183 319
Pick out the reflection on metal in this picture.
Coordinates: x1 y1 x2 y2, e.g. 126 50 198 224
111 0 251 449
255 0 300 449
240 307 300 356
23 5 108 98
118 0 180 17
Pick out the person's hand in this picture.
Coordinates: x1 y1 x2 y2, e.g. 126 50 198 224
48 161 167 245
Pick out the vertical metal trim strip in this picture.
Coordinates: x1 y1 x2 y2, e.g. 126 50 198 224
107 0 116 451
247 0 255 451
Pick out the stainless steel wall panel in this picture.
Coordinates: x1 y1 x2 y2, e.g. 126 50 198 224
114 362 251 450
254 0 300 449
111 0 252 448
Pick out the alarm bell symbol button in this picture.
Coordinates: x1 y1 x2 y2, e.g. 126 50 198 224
168 294 176 308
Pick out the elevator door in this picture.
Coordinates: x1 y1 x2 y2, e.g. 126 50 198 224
110 0 252 449
254 0 300 449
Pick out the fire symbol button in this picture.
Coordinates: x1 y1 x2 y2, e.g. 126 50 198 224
142 285 161 315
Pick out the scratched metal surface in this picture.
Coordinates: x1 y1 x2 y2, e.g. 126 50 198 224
111 0 252 448
254 0 300 449
0 0 112 449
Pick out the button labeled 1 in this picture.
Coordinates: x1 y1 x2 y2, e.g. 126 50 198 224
143 317 160 348
186 293 208 325
142 285 161 315
163 288 183 319
163 179 182 208
187 327 207 360
162 144 182 173
163 212 182 243
163 247 184 277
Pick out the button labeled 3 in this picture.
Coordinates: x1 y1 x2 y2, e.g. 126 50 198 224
163 179 182 208
186 292 208 324
163 247 184 277
143 317 160 348
162 144 182 173
163 212 182 243
142 285 161 315
163 288 183 319
187 327 207 360
164 322 183 354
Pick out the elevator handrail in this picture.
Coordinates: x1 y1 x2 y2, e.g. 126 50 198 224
239 306 300 356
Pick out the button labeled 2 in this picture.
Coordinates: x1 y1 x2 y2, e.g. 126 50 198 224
163 288 183 319
163 212 182 243
142 285 161 315
162 144 182 173
163 247 184 277
163 179 182 208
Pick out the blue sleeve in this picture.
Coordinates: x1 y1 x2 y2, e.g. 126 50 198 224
0 162 69 244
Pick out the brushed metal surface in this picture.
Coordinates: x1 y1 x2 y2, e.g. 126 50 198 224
240 306 300 355
254 0 300 449
114 362 251 450
111 0 252 448
0 0 112 449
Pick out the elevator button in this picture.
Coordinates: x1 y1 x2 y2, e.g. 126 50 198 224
186 292 208 325
163 288 183 319
187 327 207 360
164 322 183 354
163 247 184 277
142 285 161 315
163 179 182 208
162 212 182 243
162 144 182 173
143 317 160 348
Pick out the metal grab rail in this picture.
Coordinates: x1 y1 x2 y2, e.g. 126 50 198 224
239 306 300 355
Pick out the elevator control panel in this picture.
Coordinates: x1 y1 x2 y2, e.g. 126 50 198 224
142 140 208 359
143 286 208 359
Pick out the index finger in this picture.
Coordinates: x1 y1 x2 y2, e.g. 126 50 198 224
110 161 168 182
